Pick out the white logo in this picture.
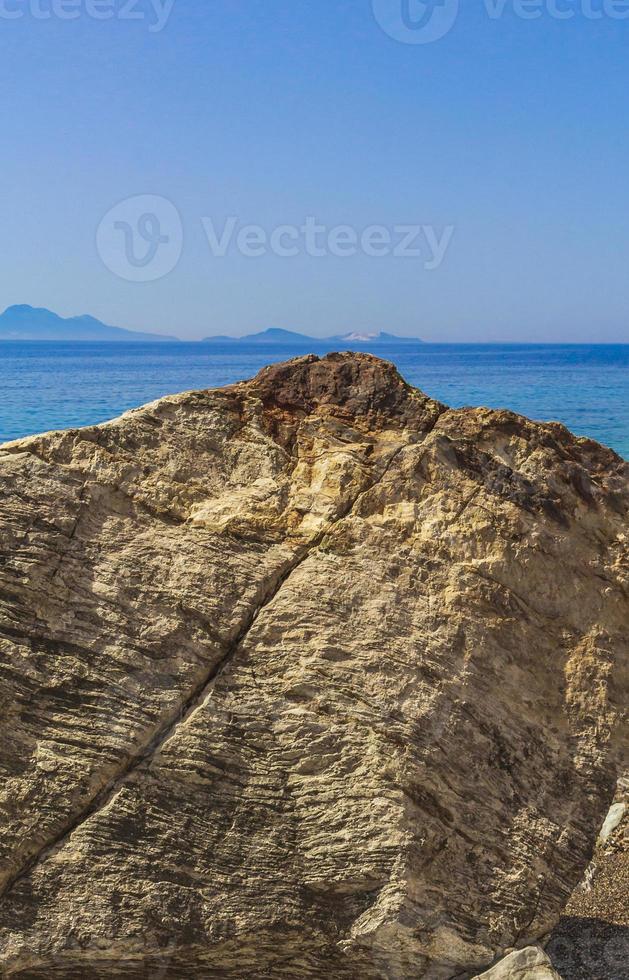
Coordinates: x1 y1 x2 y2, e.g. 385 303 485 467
96 195 183 282
372 0 459 44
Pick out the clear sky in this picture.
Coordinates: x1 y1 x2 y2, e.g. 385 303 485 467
1 0 628 341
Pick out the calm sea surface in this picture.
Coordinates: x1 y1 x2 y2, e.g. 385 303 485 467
0 342 627 459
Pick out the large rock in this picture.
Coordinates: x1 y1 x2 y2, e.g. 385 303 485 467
0 353 627 978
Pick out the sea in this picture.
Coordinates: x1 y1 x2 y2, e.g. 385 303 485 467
0 342 627 460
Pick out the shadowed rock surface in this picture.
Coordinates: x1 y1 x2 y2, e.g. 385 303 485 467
546 775 629 979
0 353 627 978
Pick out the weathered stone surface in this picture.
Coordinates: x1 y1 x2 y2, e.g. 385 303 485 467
0 353 627 978
473 946 562 979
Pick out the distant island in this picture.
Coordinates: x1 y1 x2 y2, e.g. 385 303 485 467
0 306 178 342
203 328 424 345
0 309 425 346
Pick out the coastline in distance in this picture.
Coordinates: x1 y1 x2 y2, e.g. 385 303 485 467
202 327 425 345
0 305 178 342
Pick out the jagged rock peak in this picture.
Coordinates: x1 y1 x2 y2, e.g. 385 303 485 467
228 352 445 451
243 351 441 419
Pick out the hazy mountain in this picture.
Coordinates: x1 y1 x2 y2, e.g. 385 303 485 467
203 328 314 344
0 306 178 342
203 328 423 345
329 331 423 345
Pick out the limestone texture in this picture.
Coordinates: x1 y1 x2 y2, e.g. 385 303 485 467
473 946 562 979
0 353 627 979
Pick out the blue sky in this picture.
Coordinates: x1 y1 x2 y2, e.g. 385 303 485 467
1 0 628 341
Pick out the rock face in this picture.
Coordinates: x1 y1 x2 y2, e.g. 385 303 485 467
0 353 627 979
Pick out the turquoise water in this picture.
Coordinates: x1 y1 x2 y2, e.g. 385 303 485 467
0 342 627 459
